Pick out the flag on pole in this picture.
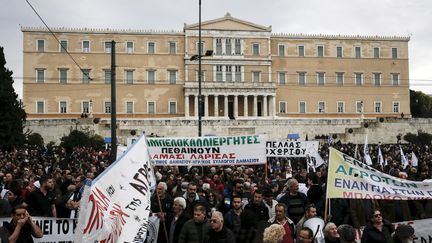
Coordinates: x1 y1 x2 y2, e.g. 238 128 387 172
75 133 156 243
378 145 385 167
400 145 408 168
411 151 419 167
363 134 373 165
354 144 359 159
306 155 315 172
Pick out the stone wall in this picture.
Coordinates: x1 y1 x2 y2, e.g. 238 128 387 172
25 118 432 145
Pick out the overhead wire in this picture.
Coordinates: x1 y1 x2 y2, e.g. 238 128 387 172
24 0 93 81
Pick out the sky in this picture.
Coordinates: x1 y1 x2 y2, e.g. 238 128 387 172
1 0 432 98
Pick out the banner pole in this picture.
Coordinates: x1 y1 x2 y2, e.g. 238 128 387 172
156 194 169 242
324 198 330 223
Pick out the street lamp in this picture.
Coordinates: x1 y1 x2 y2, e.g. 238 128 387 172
190 0 213 137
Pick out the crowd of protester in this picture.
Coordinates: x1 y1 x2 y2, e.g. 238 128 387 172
0 141 427 242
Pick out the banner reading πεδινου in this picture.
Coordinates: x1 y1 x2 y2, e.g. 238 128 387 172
147 135 266 166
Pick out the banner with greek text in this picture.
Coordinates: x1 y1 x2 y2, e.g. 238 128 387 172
266 140 319 157
327 148 432 200
147 135 266 166
0 217 76 242
75 133 156 242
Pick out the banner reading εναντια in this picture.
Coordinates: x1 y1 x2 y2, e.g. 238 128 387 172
327 148 432 200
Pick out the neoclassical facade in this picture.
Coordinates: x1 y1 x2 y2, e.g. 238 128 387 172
22 13 410 122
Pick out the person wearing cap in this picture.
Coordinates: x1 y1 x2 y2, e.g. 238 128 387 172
166 197 190 243
388 224 415 243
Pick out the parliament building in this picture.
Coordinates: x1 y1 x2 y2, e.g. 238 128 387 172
21 13 411 141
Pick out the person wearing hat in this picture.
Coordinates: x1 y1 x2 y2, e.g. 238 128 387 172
387 224 415 243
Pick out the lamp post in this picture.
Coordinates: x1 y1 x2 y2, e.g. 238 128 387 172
198 0 202 137
190 0 212 137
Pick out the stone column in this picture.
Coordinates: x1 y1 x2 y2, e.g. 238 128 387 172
271 95 276 118
244 95 248 117
185 95 189 117
224 95 229 118
214 95 219 117
263 95 268 117
194 95 198 117
253 95 258 117
204 95 209 117
234 95 238 118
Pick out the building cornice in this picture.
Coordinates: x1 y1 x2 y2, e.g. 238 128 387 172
271 33 410 42
20 26 184 36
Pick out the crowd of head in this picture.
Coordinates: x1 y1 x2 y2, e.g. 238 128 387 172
0 140 427 242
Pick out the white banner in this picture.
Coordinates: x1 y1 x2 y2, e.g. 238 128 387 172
146 215 160 243
147 135 266 166
328 148 432 200
75 134 156 242
266 140 319 157
0 217 76 242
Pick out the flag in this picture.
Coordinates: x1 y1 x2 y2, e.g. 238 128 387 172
400 145 408 168
378 145 385 167
363 134 373 165
75 133 156 243
411 151 418 167
306 155 315 172
354 144 359 159
310 147 325 169
328 134 332 145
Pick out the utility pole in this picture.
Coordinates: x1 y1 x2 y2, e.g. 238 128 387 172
110 40 117 162
198 0 202 137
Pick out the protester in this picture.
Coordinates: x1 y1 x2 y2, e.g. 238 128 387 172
263 223 285 243
166 197 190 243
25 174 56 217
224 194 243 237
297 227 314 243
361 210 394 243
278 179 308 224
388 224 415 243
337 224 356 243
178 204 210 243
324 222 340 243
268 203 295 243
244 189 270 222
205 211 235 243
296 204 317 235
2 205 43 243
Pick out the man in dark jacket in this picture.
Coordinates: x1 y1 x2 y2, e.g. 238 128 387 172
205 211 235 243
178 204 210 243
244 189 269 222
166 197 190 243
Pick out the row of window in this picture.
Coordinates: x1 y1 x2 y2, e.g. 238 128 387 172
35 67 401 86
36 68 178 84
275 44 399 59
35 100 177 114
36 38 400 59
36 39 178 54
278 101 400 113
